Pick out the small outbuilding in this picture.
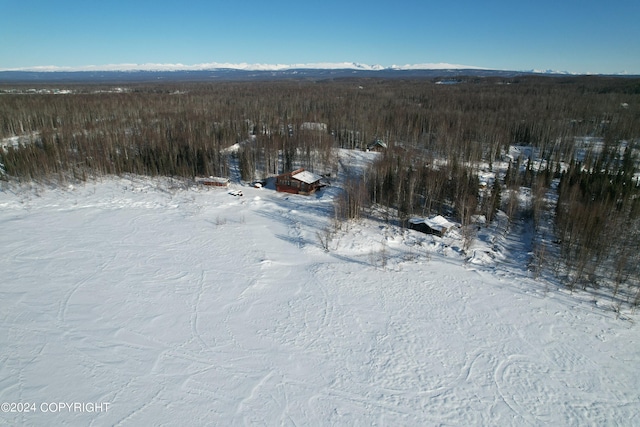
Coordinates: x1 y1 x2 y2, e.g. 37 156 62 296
276 168 322 195
366 139 387 152
195 176 230 187
408 215 455 238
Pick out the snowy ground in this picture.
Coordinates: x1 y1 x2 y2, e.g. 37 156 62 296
1 175 638 426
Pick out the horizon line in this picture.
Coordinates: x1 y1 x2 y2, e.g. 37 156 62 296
0 61 572 74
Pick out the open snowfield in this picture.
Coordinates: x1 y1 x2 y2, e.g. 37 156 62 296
1 173 639 426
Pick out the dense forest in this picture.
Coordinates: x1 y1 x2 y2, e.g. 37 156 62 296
2 76 640 306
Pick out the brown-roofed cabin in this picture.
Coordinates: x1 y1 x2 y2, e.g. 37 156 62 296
276 168 322 195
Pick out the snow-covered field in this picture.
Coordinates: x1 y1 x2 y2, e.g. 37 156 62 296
1 173 638 426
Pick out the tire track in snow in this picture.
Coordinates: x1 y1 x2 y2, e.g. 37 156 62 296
190 270 211 351
57 242 119 323
493 353 563 425
217 251 269 353
299 263 335 351
311 385 431 425
113 386 163 426
234 370 276 419
57 274 93 323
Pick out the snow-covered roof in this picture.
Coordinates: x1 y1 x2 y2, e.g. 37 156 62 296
291 170 322 184
368 139 387 149
195 176 229 184
409 215 455 233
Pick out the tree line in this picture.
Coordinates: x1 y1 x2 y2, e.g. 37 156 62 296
2 77 639 181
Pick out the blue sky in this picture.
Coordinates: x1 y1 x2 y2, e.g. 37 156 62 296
2 0 639 73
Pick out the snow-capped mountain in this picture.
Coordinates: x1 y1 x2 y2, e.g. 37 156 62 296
2 62 624 83
2 61 485 72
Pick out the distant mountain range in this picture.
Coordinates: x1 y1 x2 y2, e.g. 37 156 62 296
0 62 633 82
0 62 488 72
